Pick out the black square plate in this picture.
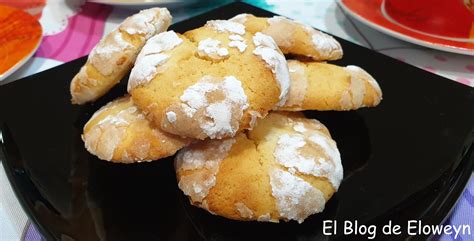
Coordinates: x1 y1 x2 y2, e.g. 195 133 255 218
0 2 473 241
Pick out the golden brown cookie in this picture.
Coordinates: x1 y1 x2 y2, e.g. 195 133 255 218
230 14 343 61
128 21 290 140
175 112 343 223
279 60 382 111
70 8 172 104
82 96 191 163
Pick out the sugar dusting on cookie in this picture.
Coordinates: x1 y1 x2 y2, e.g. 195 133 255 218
252 32 290 107
235 202 254 219
257 213 274 222
166 111 177 123
339 65 385 110
304 26 343 60
293 122 307 133
229 13 249 24
228 34 247 52
175 138 236 203
206 20 246 35
308 133 343 189
83 102 141 161
197 38 229 60
120 8 171 38
345 65 382 99
164 76 249 139
273 134 314 174
90 31 134 76
179 81 215 118
273 131 342 190
264 16 297 50
128 31 183 91
283 60 308 109
269 168 326 223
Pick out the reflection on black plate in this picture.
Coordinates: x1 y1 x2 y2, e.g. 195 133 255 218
0 2 473 241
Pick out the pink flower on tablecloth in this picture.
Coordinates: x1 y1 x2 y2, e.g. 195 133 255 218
35 2 112 62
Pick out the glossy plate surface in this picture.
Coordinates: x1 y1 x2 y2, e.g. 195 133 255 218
0 2 473 241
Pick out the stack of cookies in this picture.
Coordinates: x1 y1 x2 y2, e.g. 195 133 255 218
71 8 382 224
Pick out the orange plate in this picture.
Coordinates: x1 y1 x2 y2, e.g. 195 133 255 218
0 4 42 81
338 0 474 55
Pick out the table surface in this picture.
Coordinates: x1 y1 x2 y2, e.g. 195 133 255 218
0 1 472 241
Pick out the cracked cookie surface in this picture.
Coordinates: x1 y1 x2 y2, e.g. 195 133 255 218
175 112 343 223
279 60 383 111
128 21 290 140
230 14 343 61
70 8 172 104
82 96 190 163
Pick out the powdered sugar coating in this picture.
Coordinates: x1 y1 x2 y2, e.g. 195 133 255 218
283 60 308 109
235 202 254 218
206 20 245 35
345 65 382 96
90 31 134 76
308 133 343 189
229 34 244 41
175 76 249 139
120 8 171 39
128 54 169 90
228 34 247 52
257 213 273 222
229 13 249 24
304 26 342 59
228 41 247 52
202 102 234 138
166 111 177 123
89 8 171 78
267 16 289 25
274 134 313 174
339 65 370 109
252 32 290 107
293 122 307 133
128 31 183 91
273 132 343 189
269 168 326 223
180 81 215 117
197 38 229 60
176 139 236 203
83 104 141 161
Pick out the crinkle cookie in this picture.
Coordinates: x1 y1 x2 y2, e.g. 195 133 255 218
128 21 290 140
82 96 190 163
70 8 172 104
230 14 342 61
175 112 343 223
279 60 382 111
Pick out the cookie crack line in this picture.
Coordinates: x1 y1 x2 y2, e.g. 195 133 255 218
76 10 386 225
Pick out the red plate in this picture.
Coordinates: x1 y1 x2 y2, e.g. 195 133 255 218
0 4 42 82
338 0 474 55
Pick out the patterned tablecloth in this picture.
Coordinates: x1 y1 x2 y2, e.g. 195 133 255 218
0 1 472 240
